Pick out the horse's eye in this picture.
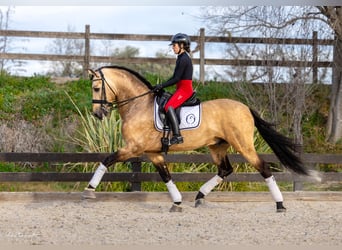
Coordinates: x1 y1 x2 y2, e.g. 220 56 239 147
93 88 100 92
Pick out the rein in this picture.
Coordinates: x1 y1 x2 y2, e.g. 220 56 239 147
92 69 153 109
111 90 154 108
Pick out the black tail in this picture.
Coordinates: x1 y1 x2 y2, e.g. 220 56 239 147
250 108 308 175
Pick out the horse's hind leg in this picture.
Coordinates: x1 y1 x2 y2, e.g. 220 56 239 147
147 153 183 212
195 142 233 207
238 147 286 212
259 161 286 212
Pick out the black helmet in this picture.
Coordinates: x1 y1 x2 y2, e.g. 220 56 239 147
170 33 191 48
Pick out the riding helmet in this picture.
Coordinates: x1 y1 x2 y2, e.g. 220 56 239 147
170 33 191 49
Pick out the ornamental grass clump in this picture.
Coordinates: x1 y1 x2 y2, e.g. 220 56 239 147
66 92 130 191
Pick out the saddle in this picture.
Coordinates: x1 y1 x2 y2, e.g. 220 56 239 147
156 91 201 124
155 91 201 153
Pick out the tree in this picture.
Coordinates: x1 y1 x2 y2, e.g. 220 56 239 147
316 7 342 143
0 7 26 74
110 45 173 81
0 7 12 73
46 25 84 77
201 6 341 143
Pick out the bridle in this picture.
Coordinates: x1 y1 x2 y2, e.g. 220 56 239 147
91 69 153 110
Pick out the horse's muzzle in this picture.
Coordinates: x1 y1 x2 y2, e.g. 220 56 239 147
93 107 109 120
93 111 103 120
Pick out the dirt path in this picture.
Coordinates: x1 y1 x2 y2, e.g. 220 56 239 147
0 196 341 247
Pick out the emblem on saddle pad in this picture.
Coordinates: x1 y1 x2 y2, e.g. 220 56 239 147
153 94 202 132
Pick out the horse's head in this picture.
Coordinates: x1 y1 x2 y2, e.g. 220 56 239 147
89 66 155 120
88 68 115 120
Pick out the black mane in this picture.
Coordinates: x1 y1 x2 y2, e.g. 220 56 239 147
97 65 154 90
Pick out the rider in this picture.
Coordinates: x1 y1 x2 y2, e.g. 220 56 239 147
153 33 194 145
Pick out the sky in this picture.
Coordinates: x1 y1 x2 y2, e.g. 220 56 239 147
10 6 204 34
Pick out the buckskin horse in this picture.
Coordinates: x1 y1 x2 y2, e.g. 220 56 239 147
82 65 310 212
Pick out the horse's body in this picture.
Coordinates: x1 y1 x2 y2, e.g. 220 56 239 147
83 65 309 212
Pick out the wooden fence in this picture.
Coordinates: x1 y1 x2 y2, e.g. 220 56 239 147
0 152 341 192
0 25 335 83
0 27 339 192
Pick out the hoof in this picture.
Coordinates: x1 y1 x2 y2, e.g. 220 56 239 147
276 202 286 213
169 204 183 212
277 207 286 213
82 188 96 199
195 198 205 208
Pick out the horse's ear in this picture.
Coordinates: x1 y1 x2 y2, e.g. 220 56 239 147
87 69 98 80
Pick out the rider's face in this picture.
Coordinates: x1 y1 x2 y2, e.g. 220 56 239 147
172 43 182 54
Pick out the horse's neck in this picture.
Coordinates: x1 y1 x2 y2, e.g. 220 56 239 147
114 75 153 115
109 71 148 100
117 82 149 101
117 92 153 122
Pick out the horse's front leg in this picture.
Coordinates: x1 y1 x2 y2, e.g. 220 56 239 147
147 153 182 212
195 153 233 207
82 151 119 199
82 143 142 199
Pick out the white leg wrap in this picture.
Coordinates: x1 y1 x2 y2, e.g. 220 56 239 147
166 180 182 203
89 163 107 189
199 175 223 196
265 175 283 202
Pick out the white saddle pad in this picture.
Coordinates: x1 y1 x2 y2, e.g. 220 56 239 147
154 97 202 131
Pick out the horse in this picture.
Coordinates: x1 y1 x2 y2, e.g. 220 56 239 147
82 65 310 213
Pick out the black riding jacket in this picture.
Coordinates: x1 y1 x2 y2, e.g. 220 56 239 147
162 52 193 88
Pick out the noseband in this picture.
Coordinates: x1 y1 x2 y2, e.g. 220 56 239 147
91 69 153 109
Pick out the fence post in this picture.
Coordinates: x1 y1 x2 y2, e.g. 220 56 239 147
131 160 142 191
312 31 318 83
199 28 205 84
83 24 90 79
293 142 304 191
293 179 303 191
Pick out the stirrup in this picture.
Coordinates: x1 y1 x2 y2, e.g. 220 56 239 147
169 135 183 145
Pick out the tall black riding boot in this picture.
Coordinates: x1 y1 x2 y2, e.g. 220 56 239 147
166 107 183 145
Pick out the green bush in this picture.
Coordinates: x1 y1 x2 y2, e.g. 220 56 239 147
0 73 91 123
